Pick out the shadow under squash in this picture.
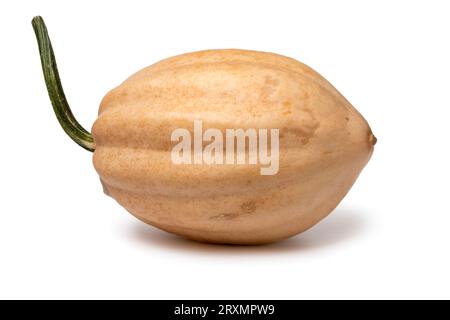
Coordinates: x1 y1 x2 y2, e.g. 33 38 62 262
129 206 369 255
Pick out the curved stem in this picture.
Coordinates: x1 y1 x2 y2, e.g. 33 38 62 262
32 16 95 152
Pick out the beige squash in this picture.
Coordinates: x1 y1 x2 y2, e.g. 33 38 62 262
91 49 375 244
33 15 374 244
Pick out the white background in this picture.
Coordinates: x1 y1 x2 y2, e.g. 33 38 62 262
0 0 449 299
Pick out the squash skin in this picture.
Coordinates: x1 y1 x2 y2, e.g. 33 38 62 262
92 49 375 244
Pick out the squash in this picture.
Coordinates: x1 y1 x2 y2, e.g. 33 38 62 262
32 16 376 244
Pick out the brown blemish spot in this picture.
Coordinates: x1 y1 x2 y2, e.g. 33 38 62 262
241 201 256 214
211 213 240 221
285 127 310 137
281 100 292 115
265 76 280 87
283 123 319 145
301 91 310 100
345 117 350 121
210 201 257 221
261 76 280 101
276 97 322 145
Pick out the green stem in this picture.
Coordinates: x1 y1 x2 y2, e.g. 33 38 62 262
32 16 95 152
